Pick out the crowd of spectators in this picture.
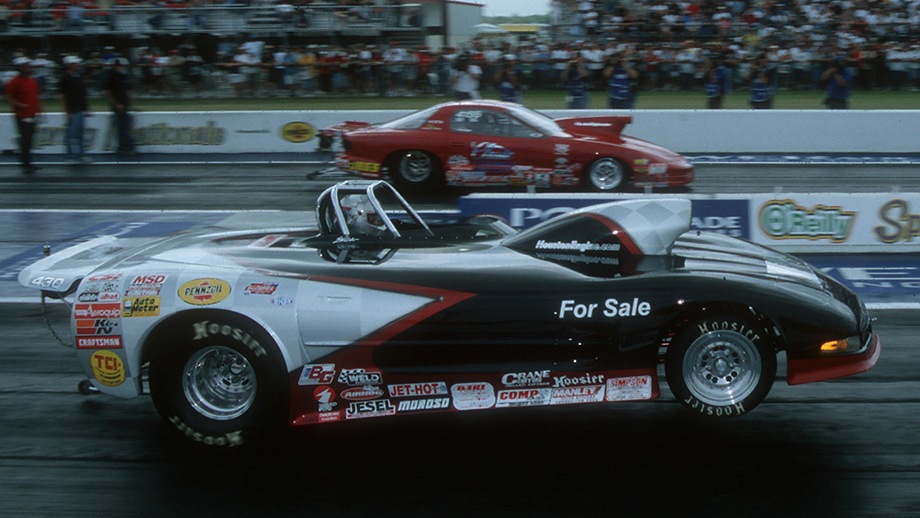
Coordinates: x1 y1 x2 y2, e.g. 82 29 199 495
3 0 920 102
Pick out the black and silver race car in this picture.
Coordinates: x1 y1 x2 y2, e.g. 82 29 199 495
19 180 880 447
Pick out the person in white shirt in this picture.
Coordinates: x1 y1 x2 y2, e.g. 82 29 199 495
452 55 482 100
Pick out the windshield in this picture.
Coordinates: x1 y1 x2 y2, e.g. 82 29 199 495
505 104 567 136
378 106 441 130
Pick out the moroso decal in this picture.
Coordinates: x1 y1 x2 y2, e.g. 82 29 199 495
179 278 231 306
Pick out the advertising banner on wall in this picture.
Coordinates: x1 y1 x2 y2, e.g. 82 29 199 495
750 194 920 249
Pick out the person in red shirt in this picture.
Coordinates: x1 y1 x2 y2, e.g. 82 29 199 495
5 57 42 174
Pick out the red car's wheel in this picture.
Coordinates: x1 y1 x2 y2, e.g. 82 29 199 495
388 150 443 193
666 314 776 418
585 157 627 191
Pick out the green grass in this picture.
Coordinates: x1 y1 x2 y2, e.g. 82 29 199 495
16 88 920 112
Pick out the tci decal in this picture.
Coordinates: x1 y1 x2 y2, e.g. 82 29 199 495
557 297 651 319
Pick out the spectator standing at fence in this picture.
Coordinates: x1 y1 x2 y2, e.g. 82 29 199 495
703 56 728 109
383 40 408 96
748 56 774 109
822 55 853 109
183 46 204 96
603 52 638 109
5 56 42 174
561 54 589 108
59 55 92 164
103 58 136 155
494 55 522 103
452 54 481 100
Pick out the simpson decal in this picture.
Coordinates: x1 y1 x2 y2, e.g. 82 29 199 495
605 376 652 401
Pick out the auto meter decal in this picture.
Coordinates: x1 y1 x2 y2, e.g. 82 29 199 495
90 350 125 386
280 121 316 143
179 278 231 306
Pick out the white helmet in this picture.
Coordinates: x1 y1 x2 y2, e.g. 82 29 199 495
340 195 387 236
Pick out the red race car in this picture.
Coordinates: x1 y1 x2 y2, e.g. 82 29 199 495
320 100 694 194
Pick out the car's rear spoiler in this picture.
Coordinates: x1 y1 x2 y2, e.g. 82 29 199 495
554 115 632 136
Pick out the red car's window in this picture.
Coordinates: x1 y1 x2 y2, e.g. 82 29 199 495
450 109 542 138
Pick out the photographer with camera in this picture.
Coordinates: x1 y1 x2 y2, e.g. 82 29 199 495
821 55 853 109
561 54 590 109
603 51 638 109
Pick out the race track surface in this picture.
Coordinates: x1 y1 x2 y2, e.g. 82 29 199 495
1 156 919 516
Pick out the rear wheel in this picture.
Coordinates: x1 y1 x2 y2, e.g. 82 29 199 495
388 150 442 193
585 157 627 191
149 313 289 447
666 314 776 418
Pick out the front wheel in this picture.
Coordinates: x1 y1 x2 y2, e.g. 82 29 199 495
585 157 627 191
149 313 289 447
666 314 776 418
388 150 442 194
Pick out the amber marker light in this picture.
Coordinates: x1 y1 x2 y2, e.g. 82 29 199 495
820 339 849 353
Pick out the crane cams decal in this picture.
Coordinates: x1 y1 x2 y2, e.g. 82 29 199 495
179 278 231 306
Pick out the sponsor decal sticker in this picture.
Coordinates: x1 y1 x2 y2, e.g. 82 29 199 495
337 368 383 387
74 303 121 320
244 282 278 296
388 382 448 398
76 317 119 336
91 350 125 386
348 161 382 173
122 296 160 317
314 386 337 412
875 199 920 244
496 388 552 408
280 121 316 143
299 364 336 385
605 376 652 401
345 399 396 419
551 385 605 405
76 335 123 349
397 398 451 412
179 278 231 306
451 382 495 411
341 386 385 401
759 200 856 243
501 370 551 387
552 373 605 388
125 274 167 297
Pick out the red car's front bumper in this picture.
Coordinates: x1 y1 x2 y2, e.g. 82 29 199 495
786 331 881 385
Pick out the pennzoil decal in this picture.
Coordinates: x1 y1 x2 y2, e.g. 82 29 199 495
280 122 316 143
179 278 231 306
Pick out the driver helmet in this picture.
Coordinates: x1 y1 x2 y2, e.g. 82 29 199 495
340 194 386 235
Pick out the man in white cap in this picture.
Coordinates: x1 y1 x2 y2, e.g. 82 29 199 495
5 56 42 173
59 55 92 164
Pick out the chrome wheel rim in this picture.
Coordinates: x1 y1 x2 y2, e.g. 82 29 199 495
399 152 433 183
683 331 761 406
588 158 624 190
182 346 257 421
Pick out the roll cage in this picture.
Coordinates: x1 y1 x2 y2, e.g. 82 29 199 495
315 180 434 239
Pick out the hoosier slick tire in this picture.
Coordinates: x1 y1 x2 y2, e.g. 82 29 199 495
149 312 289 447
388 150 443 194
666 314 777 418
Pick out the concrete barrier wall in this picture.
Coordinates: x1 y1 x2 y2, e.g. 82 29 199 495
2 109 919 155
